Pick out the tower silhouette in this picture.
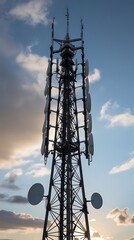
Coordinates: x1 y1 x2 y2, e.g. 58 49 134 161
28 10 103 240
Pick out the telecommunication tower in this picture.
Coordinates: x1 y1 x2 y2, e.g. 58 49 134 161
28 10 103 240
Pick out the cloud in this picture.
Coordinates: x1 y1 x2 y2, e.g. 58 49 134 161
0 194 7 200
107 208 134 225
26 163 50 177
16 51 48 74
109 157 134 174
92 232 101 238
9 0 52 26
0 210 43 230
7 196 28 204
89 68 101 84
16 49 48 94
0 49 45 168
0 194 28 204
0 18 19 57
0 169 23 190
100 101 134 127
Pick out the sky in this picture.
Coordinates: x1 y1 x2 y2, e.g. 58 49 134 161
0 0 134 240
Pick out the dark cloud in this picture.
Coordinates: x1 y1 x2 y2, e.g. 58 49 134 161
0 193 28 204
0 210 43 230
8 195 28 204
0 194 7 199
107 208 134 225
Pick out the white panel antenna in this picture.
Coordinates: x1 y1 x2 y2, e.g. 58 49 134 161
87 113 92 133
44 96 49 113
85 59 89 77
44 81 49 96
41 134 46 155
85 77 89 94
86 93 91 112
56 58 59 73
42 114 47 133
88 133 94 155
46 60 51 76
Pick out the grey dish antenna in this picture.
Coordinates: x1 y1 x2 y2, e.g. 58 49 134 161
28 183 44 205
91 192 103 209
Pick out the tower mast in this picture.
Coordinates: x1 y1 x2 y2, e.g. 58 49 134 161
41 12 93 239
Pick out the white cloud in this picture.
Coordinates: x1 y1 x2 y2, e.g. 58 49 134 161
107 208 134 225
26 167 50 177
9 0 52 26
100 101 111 121
26 163 50 177
0 169 23 190
16 51 48 73
100 101 134 127
5 168 23 179
16 50 48 94
109 157 134 174
89 68 101 84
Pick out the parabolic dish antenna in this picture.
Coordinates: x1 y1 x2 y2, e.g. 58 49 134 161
28 183 44 205
91 192 103 209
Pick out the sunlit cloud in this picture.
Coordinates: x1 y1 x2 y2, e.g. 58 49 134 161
16 51 48 73
0 46 44 167
26 163 50 177
109 157 134 174
9 0 52 26
100 101 134 127
107 208 134 225
16 48 48 94
90 219 96 222
89 68 101 84
91 231 104 240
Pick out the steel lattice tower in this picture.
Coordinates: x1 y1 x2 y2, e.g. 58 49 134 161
40 11 98 240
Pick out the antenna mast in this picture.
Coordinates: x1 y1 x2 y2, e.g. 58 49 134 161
28 10 103 240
